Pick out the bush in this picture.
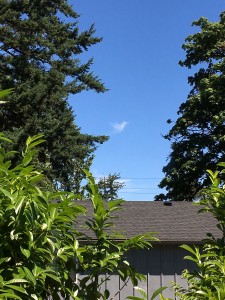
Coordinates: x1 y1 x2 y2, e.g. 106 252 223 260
0 132 157 299
174 164 225 299
0 134 86 299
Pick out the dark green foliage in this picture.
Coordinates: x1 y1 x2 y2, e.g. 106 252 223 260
174 164 225 299
97 173 125 201
157 12 225 201
0 0 108 192
0 130 157 299
0 134 86 299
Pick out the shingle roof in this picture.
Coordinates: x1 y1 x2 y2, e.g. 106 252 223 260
76 200 220 244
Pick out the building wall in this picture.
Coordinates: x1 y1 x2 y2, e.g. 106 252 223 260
78 244 196 300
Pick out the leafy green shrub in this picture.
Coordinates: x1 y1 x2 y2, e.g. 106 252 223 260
0 133 86 299
76 170 157 299
174 164 225 299
0 131 157 299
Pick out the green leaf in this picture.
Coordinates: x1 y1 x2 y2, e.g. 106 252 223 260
5 150 18 157
150 286 168 300
23 267 36 285
22 150 36 166
33 266 44 277
134 286 147 298
0 188 15 201
15 197 25 214
20 247 30 259
0 257 11 265
28 231 34 242
45 273 61 282
74 239 79 250
7 279 28 284
47 238 55 252
0 89 13 98
25 135 45 151
103 289 110 300
50 207 57 220
5 285 27 294
180 244 197 256
26 139 46 151
108 199 124 210
0 135 13 143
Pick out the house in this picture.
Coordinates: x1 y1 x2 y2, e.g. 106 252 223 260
77 201 220 299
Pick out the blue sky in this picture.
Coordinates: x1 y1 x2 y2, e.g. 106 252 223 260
68 1 225 200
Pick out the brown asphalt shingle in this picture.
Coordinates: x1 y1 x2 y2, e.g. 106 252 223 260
76 200 220 244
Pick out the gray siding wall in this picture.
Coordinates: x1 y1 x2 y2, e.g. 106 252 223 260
77 244 196 300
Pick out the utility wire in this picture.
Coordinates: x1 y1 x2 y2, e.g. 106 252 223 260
122 187 161 190
120 178 162 180
94 177 162 180
119 192 159 194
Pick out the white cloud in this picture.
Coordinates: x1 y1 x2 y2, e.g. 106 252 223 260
112 121 129 133
117 178 131 185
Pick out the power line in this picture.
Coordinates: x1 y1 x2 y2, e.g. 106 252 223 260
122 177 162 180
122 187 161 190
94 177 162 180
119 192 159 195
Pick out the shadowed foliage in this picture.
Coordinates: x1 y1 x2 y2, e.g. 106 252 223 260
157 12 225 201
0 0 108 192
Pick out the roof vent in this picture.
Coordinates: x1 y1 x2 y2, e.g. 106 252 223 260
163 201 172 206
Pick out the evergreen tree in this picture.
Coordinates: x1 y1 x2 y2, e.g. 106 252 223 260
156 12 225 201
97 173 125 201
0 0 108 191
